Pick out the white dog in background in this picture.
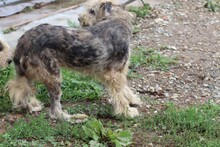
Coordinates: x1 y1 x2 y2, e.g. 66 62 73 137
0 30 12 69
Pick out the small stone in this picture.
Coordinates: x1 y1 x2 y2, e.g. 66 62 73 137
154 18 164 23
203 84 209 87
148 74 155 77
155 84 162 92
167 45 177 50
134 123 139 127
148 143 154 147
146 105 151 109
214 93 220 99
196 42 203 45
184 63 192 68
60 141 65 146
164 92 169 97
171 93 179 99
149 87 155 92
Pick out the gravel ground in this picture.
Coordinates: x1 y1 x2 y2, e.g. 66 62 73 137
130 0 220 111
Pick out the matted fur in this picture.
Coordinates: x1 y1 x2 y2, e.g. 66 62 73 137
6 76 42 112
0 32 12 69
78 0 120 27
6 1 142 123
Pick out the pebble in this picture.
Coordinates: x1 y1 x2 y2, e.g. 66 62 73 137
149 86 155 92
154 18 164 23
213 93 220 99
171 93 179 99
155 84 162 92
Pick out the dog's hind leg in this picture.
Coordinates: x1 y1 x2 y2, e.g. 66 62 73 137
101 69 139 118
6 76 43 112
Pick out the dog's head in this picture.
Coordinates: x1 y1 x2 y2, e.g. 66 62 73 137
0 33 12 69
78 0 135 27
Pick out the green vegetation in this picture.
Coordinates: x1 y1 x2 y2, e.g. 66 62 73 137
21 6 35 13
67 19 80 28
1 100 219 146
0 66 14 112
0 67 219 146
145 102 220 146
204 0 220 12
82 118 132 146
0 116 132 147
129 3 151 18
130 47 178 72
3 27 16 34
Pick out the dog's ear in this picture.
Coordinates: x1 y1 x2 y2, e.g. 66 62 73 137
100 2 112 17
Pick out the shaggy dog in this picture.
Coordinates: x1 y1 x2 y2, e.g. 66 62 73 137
78 0 136 27
0 32 12 69
6 1 142 123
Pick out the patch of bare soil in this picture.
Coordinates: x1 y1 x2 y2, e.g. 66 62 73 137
130 0 220 110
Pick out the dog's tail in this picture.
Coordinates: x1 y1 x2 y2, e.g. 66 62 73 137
5 71 43 112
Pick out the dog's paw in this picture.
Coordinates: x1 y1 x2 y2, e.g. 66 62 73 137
126 107 139 118
27 96 43 113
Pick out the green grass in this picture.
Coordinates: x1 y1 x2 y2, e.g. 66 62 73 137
0 115 132 146
65 101 114 118
1 75 220 147
129 3 151 18
130 47 178 73
144 102 220 146
3 27 16 34
0 66 14 113
204 0 220 12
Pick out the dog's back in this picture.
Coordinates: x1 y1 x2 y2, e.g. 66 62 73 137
14 18 131 75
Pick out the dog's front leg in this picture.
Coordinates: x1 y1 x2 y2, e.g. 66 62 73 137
46 81 88 123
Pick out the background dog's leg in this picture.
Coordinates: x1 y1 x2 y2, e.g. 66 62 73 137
101 69 139 118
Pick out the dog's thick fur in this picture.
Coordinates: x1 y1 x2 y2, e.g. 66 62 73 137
6 1 142 123
78 0 122 27
0 32 12 69
78 0 135 27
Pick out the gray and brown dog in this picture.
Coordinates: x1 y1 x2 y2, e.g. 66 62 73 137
6 1 142 123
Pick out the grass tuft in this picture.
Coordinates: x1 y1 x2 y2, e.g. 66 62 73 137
129 3 151 18
130 47 178 71
204 0 220 12
145 102 220 146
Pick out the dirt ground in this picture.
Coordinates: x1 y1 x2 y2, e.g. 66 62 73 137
130 0 220 110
